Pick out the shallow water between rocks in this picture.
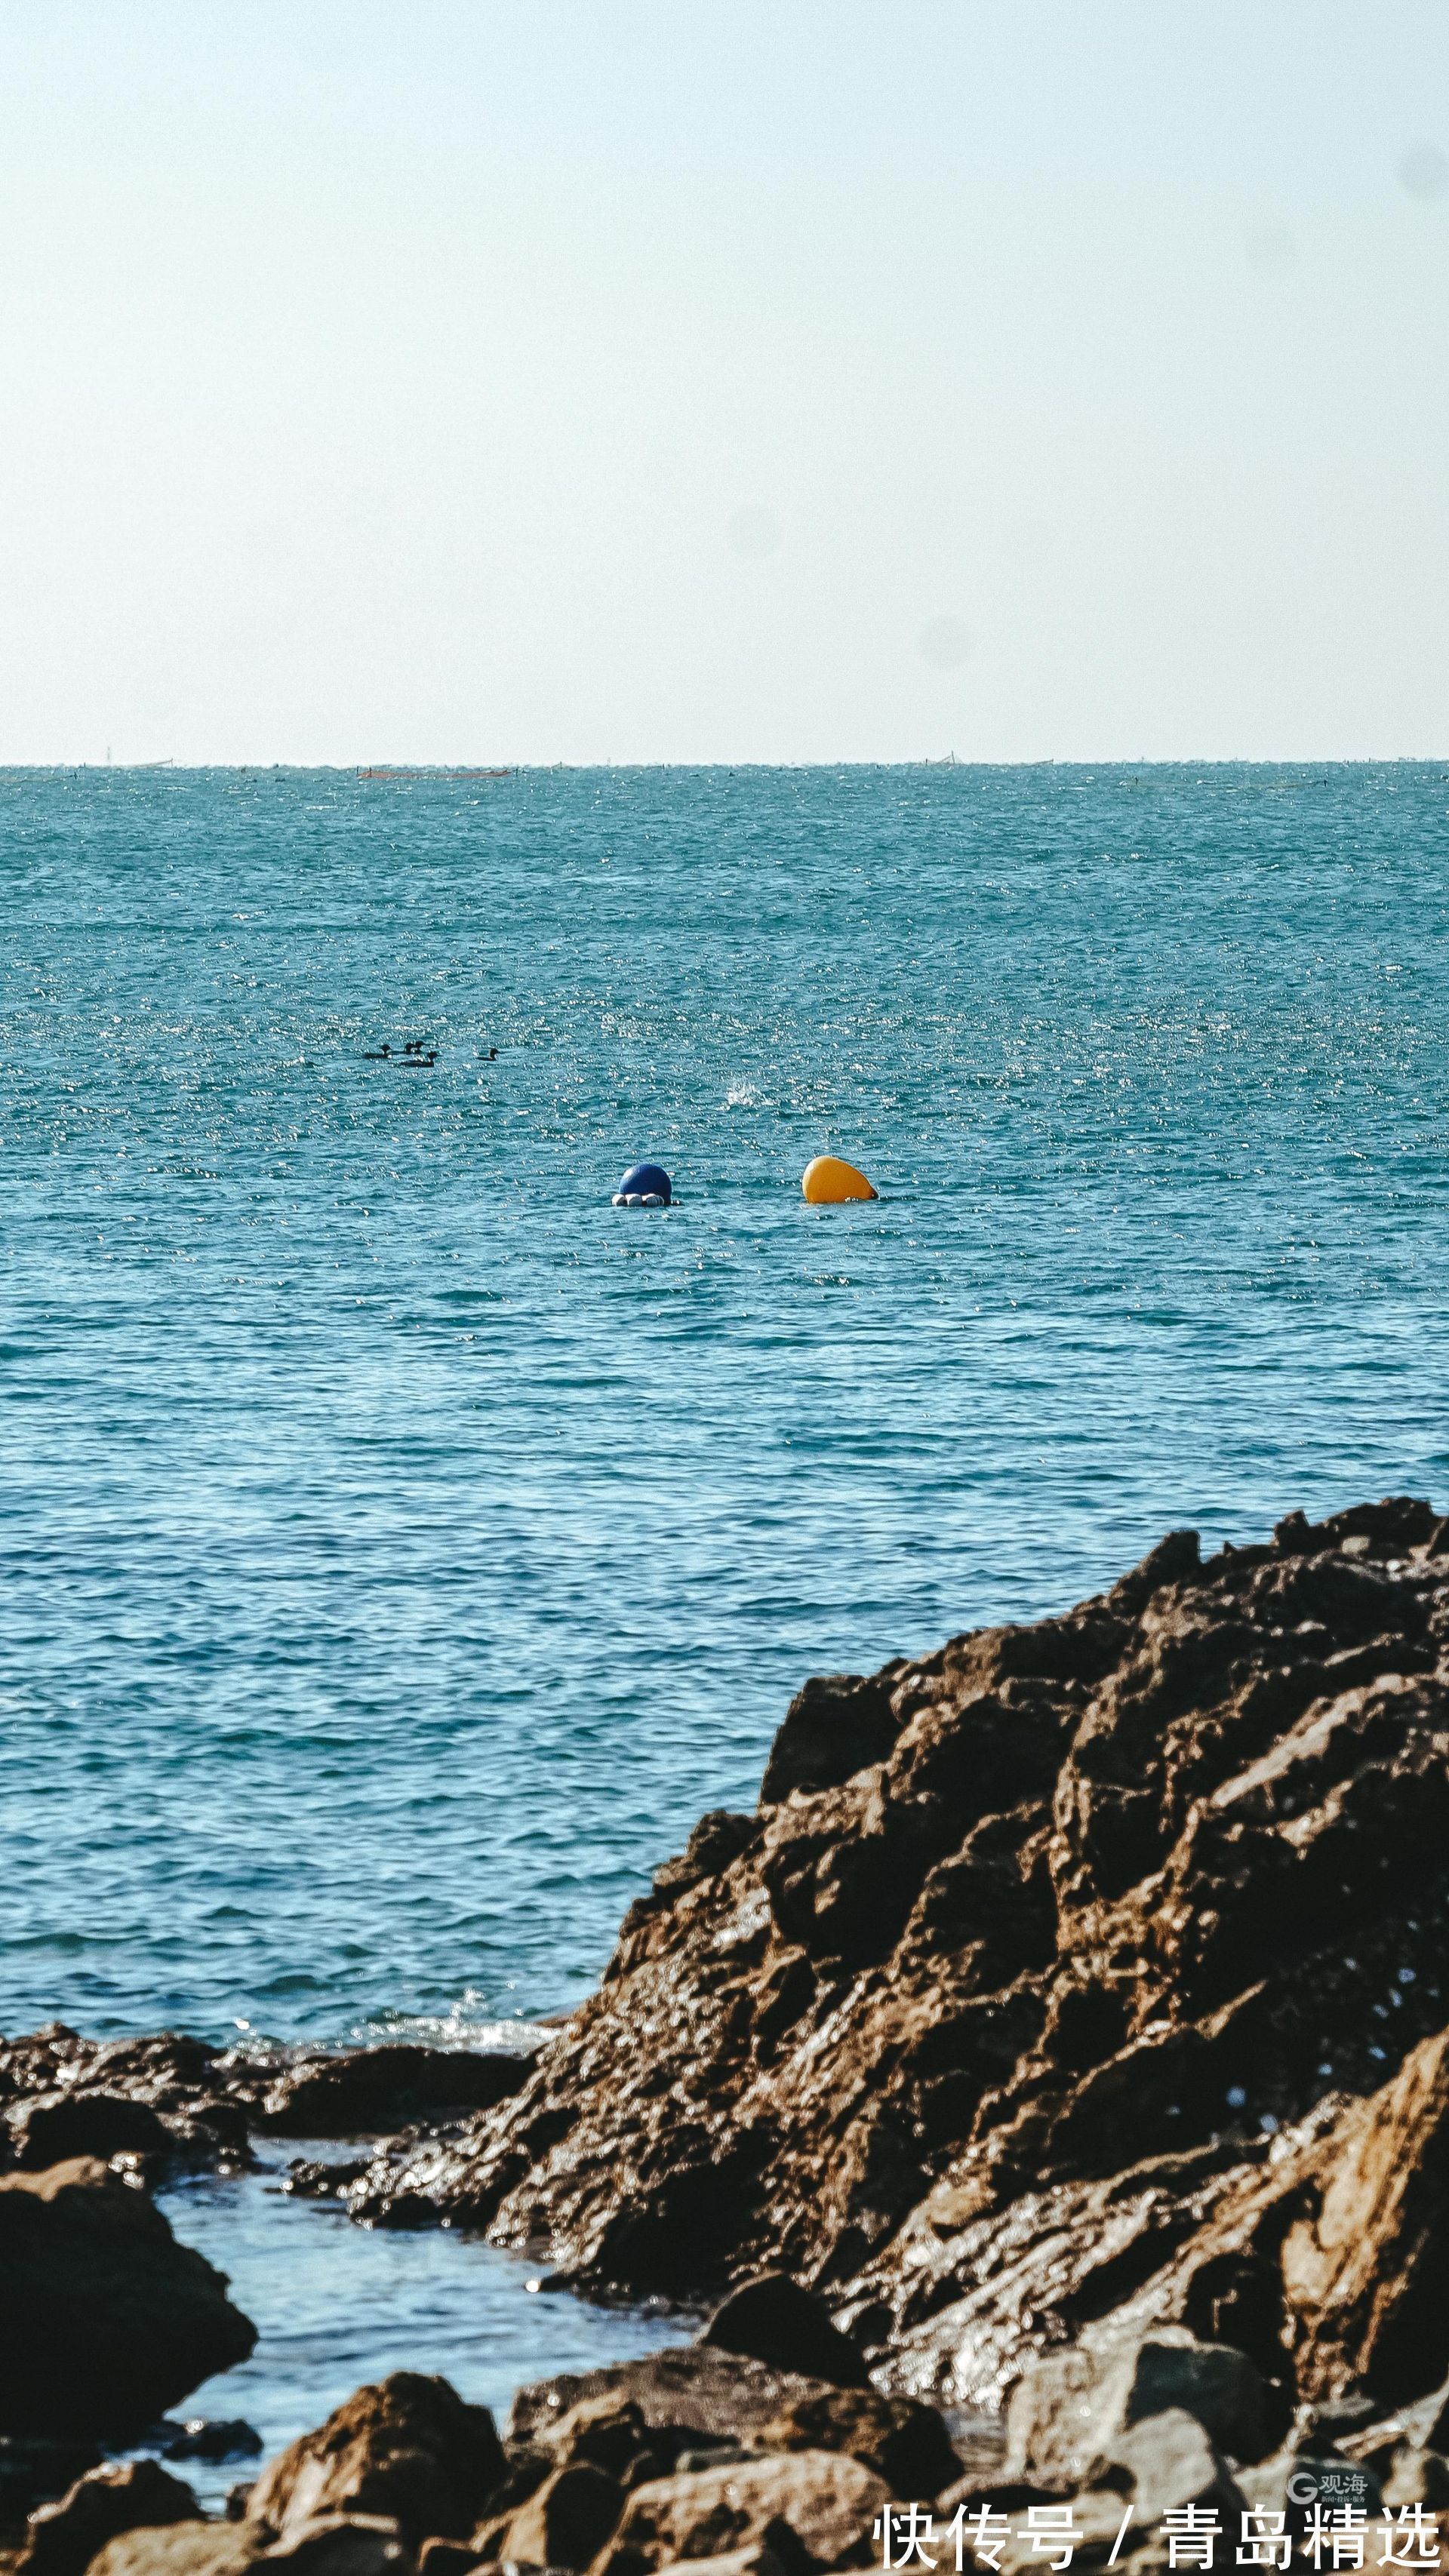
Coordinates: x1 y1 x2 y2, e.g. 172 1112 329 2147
146 2144 687 2507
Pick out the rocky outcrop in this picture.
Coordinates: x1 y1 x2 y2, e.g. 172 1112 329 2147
0 2159 257 2438
90 2332 1449 2576
20 1497 1449 2571
245 2378 506 2553
87 2532 260 2576
87 2523 408 2576
0 2036 254 2180
18 2460 200 2576
218 2046 545 2141
79 2358 947 2576
0 2033 545 2184
589 2449 891 2574
332 1497 1449 2430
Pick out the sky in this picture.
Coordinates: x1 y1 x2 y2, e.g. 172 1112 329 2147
0 1 1445 764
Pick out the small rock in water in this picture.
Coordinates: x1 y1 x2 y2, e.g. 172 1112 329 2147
160 2423 263 2465
282 2159 371 2202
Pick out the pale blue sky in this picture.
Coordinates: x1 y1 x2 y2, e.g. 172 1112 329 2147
2 2 1445 762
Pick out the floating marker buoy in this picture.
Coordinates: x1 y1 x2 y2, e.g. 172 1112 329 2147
614 1161 672 1207
801 1154 877 1205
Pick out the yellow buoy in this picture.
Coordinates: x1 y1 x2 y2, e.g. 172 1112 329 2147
801 1154 878 1205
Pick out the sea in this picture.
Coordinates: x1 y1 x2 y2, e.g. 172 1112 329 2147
4 761 1448 2467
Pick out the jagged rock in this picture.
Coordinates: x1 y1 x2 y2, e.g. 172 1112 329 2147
261 2513 411 2574
1103 2408 1244 2521
758 1676 906 1806
497 2461 623 2568
1280 2025 1449 2405
0 2036 251 2178
281 2165 370 2204
89 2531 259 2576
245 2378 505 2551
0 2159 257 2436
11 2098 181 2174
750 2389 958 2501
588 2449 891 2574
1003 2329 1272 2487
507 2352 851 2458
700 2279 869 2392
19 2461 200 2576
536 2394 657 2484
238 2048 541 2138
0 2031 546 2179
337 1499 1449 2430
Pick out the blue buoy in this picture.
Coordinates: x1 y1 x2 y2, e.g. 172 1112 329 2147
613 1160 672 1207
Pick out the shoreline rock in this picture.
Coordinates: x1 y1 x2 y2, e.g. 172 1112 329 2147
0 2159 257 2441
15 1499 1449 2569
334 1498 1449 2424
0 2037 549 2187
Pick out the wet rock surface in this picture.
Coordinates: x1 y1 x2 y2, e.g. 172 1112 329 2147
0 2037 546 2185
0 2038 254 2182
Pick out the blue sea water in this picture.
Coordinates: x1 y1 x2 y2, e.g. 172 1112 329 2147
4 761 1449 2443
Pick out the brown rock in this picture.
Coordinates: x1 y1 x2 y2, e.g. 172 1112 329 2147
588 2450 891 2575
245 2378 505 2550
531 2396 661 2489
634 2556 786 2576
1002 2329 1272 2486
752 2389 958 2501
328 1502 1449 2424
1281 2027 1449 2405
1103 2409 1244 2522
88 2530 259 2576
501 2463 623 2569
0 2160 257 2436
10 2099 179 2175
0 2031 546 2177
508 2351 849 2461
245 2050 540 2139
700 2280 869 2393
20 2461 198 2576
261 2514 411 2574
0 2035 251 2177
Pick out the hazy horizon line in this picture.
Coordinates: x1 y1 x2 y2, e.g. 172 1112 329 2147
4 754 1448 776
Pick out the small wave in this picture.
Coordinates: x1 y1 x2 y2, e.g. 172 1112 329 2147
353 1996 558 2055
